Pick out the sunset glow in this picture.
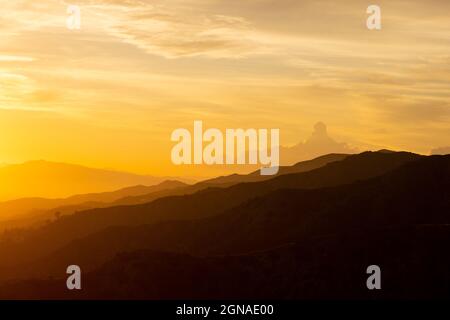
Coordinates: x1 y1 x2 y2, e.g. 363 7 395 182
0 0 449 178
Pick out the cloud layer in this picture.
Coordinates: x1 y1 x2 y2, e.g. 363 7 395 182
0 0 448 174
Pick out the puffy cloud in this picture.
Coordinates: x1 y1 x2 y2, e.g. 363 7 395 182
281 122 358 165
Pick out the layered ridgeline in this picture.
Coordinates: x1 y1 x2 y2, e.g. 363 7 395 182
0 153 347 230
0 160 179 202
1 151 449 299
0 180 188 231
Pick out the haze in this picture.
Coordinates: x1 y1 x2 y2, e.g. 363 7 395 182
0 0 449 178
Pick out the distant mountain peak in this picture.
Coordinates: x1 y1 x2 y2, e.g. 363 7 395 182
0 160 167 202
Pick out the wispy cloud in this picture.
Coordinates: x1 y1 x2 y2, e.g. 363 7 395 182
0 55 35 62
0 0 449 171
66 0 272 58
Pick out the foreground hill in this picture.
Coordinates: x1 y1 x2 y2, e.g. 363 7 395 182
2 225 448 300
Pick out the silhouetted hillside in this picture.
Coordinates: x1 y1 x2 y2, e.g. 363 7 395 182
110 153 350 206
2 225 449 300
0 180 188 230
0 153 348 227
200 153 348 186
12 154 446 284
0 151 432 284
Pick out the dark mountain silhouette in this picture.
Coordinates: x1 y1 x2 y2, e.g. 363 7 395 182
199 153 348 186
0 153 347 227
103 153 350 206
3 224 448 300
0 151 423 281
98 150 419 212
0 180 188 231
0 154 448 299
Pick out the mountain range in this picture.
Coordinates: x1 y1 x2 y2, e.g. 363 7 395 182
0 160 178 202
0 153 348 231
0 150 448 299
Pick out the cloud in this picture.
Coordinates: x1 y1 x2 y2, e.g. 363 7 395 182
281 122 358 165
0 71 33 104
431 146 450 155
0 1 255 60
0 0 449 158
374 100 450 124
101 7 269 58
0 55 35 62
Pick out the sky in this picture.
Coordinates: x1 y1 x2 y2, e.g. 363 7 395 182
0 0 449 177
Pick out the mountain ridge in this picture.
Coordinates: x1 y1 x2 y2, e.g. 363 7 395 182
0 153 351 229
0 154 448 299
0 159 185 202
0 151 429 281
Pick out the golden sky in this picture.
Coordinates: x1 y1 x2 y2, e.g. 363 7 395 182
0 0 449 177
